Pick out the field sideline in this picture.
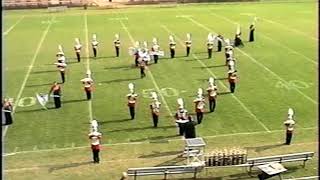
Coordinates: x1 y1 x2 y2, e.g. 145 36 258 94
3 0 318 179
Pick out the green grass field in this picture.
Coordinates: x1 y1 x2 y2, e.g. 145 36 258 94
3 1 318 179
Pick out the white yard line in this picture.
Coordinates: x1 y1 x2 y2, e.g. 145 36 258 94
3 16 55 138
84 12 93 121
119 20 174 116
260 17 317 41
3 127 316 156
161 25 270 132
3 15 25 36
185 17 317 105
210 12 317 65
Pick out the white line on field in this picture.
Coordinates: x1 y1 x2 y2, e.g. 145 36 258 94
84 12 93 121
161 25 270 132
185 17 317 105
3 127 316 156
284 176 319 180
260 17 317 41
210 12 317 65
2 16 55 138
3 15 25 36
119 20 174 116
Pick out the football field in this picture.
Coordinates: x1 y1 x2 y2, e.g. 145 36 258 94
3 1 318 179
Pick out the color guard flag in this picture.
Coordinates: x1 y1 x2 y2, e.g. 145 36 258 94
36 93 49 109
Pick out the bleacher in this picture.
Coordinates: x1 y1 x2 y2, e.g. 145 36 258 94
3 0 84 9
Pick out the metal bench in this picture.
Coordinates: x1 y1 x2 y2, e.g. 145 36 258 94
127 164 204 180
241 152 314 173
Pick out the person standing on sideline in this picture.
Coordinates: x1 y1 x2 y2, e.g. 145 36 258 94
169 35 176 58
80 71 94 100
206 77 218 112
228 70 237 93
193 88 205 124
133 41 140 67
207 33 214 59
150 92 161 127
127 83 138 120
249 17 257 42
74 38 82 62
185 33 192 57
284 109 295 145
49 81 62 108
184 115 197 139
2 98 13 125
88 128 102 163
91 34 99 58
114 33 120 57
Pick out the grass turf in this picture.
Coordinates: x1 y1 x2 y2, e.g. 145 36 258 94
3 1 318 179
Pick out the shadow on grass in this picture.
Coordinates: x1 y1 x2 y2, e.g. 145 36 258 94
63 99 87 104
215 77 228 80
130 134 179 143
104 65 132 70
99 118 132 124
16 107 56 113
26 82 54 87
217 92 231 95
108 125 176 133
245 143 284 152
91 56 115 60
139 150 182 158
154 155 186 166
99 77 140 84
31 70 56 74
205 64 226 68
48 161 92 173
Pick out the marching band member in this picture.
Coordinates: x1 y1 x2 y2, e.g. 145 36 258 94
88 128 102 163
74 38 82 62
185 33 192 57
2 98 13 125
216 34 224 52
134 41 140 66
127 83 138 120
114 33 120 57
143 41 149 65
207 33 214 59
54 61 67 84
234 25 244 47
228 70 237 93
138 48 149 78
150 92 161 127
175 98 189 136
207 77 218 112
49 81 62 108
193 88 205 124
249 17 257 42
81 70 94 100
227 57 236 71
56 52 66 64
284 114 295 145
151 38 160 64
91 34 99 58
169 35 176 58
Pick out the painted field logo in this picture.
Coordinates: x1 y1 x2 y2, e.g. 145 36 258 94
275 80 313 90
142 87 185 98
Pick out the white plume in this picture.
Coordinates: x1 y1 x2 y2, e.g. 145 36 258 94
58 45 63 52
143 41 148 48
152 38 157 45
187 33 191 41
177 98 184 109
151 92 158 100
169 35 174 42
75 38 80 45
288 108 294 118
93 34 97 40
135 41 140 48
115 33 119 40
209 77 214 85
236 24 241 35
128 83 134 93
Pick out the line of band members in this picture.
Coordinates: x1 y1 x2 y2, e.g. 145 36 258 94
54 28 250 81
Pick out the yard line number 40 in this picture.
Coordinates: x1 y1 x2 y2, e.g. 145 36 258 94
275 80 313 90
